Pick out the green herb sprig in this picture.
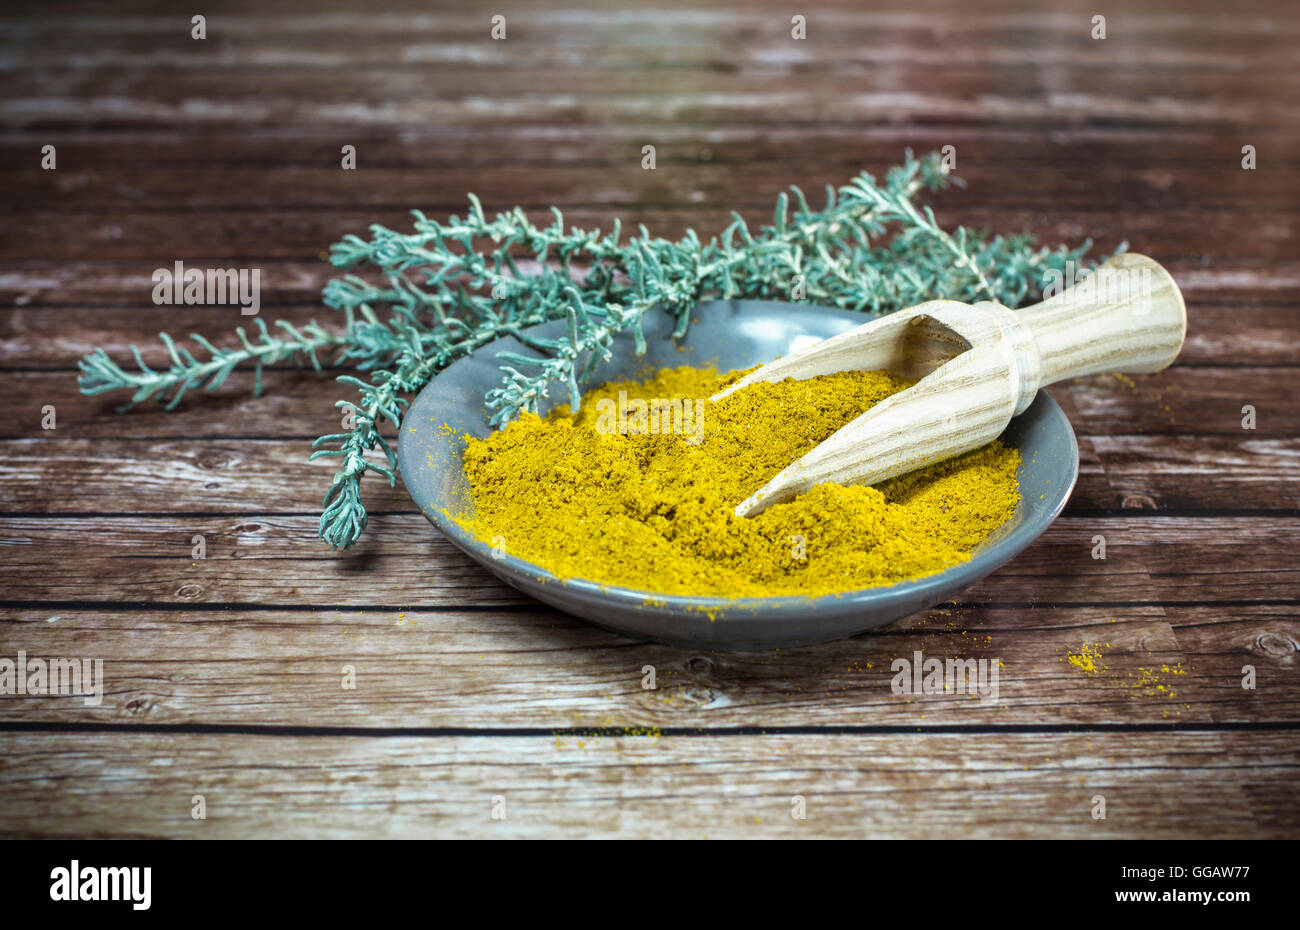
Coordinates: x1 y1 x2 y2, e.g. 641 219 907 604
77 152 1108 549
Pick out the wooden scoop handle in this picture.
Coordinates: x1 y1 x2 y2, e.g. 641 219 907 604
1014 251 1186 391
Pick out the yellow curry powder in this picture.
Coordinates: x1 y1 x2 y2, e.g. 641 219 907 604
456 365 1020 598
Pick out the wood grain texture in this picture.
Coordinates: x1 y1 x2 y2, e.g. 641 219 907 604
2 515 1297 607
1 604 1293 727
0 0 1297 838
4 258 1297 306
5 365 1297 438
5 300 1298 366
4 431 1298 516
0 731 1294 839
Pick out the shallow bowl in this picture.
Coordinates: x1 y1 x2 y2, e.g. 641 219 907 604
397 300 1078 649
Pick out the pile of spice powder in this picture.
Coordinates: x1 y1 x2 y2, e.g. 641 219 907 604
455 365 1020 598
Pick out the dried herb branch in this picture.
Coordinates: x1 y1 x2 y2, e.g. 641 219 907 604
77 151 1107 550
77 317 348 410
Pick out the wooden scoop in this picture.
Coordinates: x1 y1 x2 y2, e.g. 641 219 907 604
714 252 1186 517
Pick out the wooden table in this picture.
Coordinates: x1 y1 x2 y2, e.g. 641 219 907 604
1 0 1296 838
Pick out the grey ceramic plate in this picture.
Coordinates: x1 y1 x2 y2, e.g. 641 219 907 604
398 300 1078 650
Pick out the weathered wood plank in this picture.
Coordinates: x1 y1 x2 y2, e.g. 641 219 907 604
8 85 1295 129
5 4 1296 41
4 258 1297 307
6 45 1299 82
1164 605 1300 723
6 162 1293 212
4 371 386 439
0 438 358 513
4 204 1294 263
1134 518 1300 602
1065 368 1297 437
0 427 1292 523
4 514 1296 606
1182 303 1300 366
3 302 1298 369
5 211 1293 270
2 405 1294 514
3 9 1295 103
2 604 1292 728
1090 435 1300 511
3 365 1295 440
0 731 1293 838
9 62 1300 105
0 305 342 369
0 514 531 607
1 0 1283 26
3 126 1298 171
